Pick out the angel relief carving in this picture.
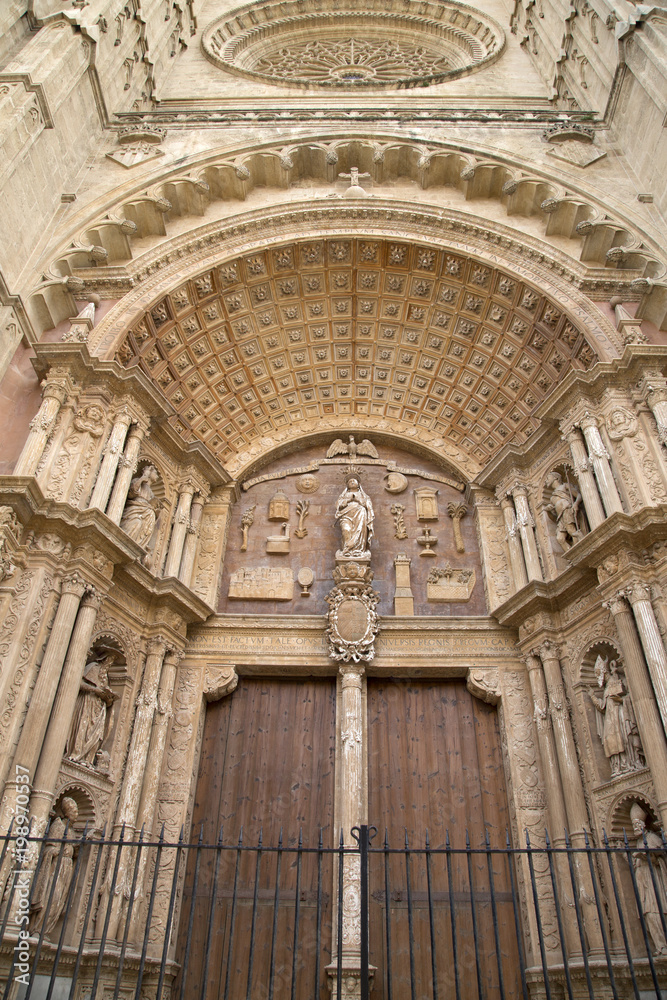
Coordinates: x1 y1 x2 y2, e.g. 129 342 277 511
326 436 378 460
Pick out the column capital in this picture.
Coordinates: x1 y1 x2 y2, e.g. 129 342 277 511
147 634 168 656
535 639 562 663
523 652 543 671
624 580 653 605
61 571 88 598
163 645 185 667
579 410 601 431
340 664 364 686
80 586 104 611
602 593 628 616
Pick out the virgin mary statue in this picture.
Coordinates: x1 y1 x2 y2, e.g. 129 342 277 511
335 473 374 558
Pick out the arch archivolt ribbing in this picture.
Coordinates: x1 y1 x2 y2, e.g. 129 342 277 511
83 203 622 480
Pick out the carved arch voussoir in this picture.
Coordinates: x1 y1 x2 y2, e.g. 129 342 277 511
30 134 667 337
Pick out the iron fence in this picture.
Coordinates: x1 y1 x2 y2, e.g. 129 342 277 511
0 824 666 1000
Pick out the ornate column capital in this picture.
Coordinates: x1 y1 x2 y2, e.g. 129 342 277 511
625 581 652 606
163 645 185 667
147 634 168 657
603 591 629 616
536 639 561 663
61 571 88 598
340 664 365 687
80 586 104 611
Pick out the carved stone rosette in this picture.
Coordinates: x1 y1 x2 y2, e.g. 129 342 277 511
326 560 379 663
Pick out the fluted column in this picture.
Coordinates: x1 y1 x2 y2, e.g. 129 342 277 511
0 573 87 831
106 424 146 524
500 496 528 590
164 483 195 578
30 589 104 832
579 414 624 516
512 486 542 582
604 594 667 827
625 582 667 735
14 373 72 476
88 407 133 512
533 641 604 953
178 492 205 585
563 427 605 529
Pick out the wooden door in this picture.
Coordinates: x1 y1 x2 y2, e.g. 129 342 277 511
177 677 337 1000
367 679 522 1000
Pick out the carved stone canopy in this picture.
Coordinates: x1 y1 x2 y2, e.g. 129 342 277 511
112 236 597 478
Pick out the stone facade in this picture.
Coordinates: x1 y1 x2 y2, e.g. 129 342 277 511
1 0 667 993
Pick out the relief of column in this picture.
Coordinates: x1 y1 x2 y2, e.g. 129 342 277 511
562 426 605 529
0 572 87 831
533 642 604 955
191 485 236 605
43 401 106 504
105 423 147 523
163 482 196 579
604 593 667 829
178 492 206 585
579 413 624 517
524 655 581 959
511 485 542 582
105 635 170 938
13 370 74 477
29 589 104 833
625 581 667 736
88 405 133 511
500 495 528 591
129 646 184 940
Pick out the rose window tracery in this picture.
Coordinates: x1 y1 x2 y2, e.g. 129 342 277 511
202 1 505 90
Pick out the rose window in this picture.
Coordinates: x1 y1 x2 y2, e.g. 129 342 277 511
202 1 505 90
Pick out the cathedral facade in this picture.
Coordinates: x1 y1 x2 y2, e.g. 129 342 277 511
1 0 667 996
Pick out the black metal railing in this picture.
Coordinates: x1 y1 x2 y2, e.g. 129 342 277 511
1 824 667 1000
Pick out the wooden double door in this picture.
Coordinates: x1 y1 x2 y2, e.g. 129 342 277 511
178 676 519 999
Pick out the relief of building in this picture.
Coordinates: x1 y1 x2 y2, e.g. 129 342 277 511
1 0 667 995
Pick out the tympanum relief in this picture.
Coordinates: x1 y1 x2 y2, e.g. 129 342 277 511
220 439 484 615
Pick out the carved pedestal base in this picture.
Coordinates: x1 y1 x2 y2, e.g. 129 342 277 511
326 962 375 1000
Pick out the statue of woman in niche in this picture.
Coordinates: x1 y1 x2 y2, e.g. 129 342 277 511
590 655 644 776
31 797 79 936
65 653 117 767
120 465 160 548
630 802 667 956
335 473 374 558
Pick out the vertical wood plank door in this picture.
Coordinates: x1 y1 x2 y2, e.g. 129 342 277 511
176 677 337 1000
367 679 522 1000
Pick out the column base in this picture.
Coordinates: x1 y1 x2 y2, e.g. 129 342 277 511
326 960 376 1000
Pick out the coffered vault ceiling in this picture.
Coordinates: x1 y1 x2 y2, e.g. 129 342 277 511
114 237 597 475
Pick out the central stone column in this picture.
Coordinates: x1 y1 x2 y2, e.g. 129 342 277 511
326 470 378 1000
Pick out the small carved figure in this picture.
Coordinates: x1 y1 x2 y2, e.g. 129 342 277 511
240 505 256 552
31 797 79 936
590 656 644 776
120 465 160 548
335 473 374 557
65 654 117 767
390 503 408 540
295 499 310 538
327 436 378 460
630 803 667 956
544 471 583 549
